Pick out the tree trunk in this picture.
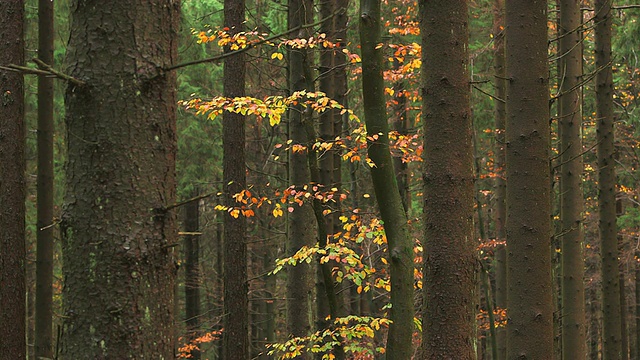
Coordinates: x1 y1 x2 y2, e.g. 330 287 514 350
420 0 476 358
35 0 55 358
0 1 26 358
185 193 201 360
222 1 249 359
595 0 622 358
559 0 587 358
636 249 640 360
286 0 316 351
505 0 554 358
317 0 346 343
492 1 507 359
359 1 414 358
392 59 410 213
620 265 629 360
60 1 180 358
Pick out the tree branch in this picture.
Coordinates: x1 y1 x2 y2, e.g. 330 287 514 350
0 59 85 86
166 10 340 72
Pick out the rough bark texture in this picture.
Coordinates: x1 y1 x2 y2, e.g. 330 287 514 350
184 194 201 360
559 0 587 358
492 1 507 359
505 0 554 358
287 0 316 350
60 1 180 358
359 1 414 358
35 0 55 357
222 1 249 359
595 0 622 358
0 1 25 359
420 1 476 359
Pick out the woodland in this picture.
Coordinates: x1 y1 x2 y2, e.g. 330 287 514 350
0 0 640 359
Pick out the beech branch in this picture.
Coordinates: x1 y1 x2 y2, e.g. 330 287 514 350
166 10 340 72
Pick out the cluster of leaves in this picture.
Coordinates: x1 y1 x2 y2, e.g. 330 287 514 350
176 330 223 358
266 316 390 359
476 308 507 332
181 90 358 126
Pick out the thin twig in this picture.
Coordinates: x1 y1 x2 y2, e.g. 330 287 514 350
32 58 85 86
162 190 219 212
472 84 505 103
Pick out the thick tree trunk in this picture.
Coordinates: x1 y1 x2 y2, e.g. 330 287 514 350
505 0 554 358
420 0 476 358
185 193 201 360
559 0 587 358
286 0 316 351
61 1 180 358
359 1 414 358
0 1 26 359
492 1 507 359
595 0 622 359
35 0 55 358
222 1 249 359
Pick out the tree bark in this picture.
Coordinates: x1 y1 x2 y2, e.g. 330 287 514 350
60 1 180 358
559 0 587 358
492 1 507 359
0 1 26 359
359 1 415 358
35 0 55 358
505 0 554 358
595 0 622 358
287 0 316 352
222 1 249 359
420 0 476 358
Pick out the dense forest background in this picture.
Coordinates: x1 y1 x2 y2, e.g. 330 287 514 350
1 0 640 359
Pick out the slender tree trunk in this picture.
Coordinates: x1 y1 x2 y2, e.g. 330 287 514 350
420 0 476 358
559 0 587 358
595 0 622 358
286 0 315 352
636 249 640 360
492 1 507 359
505 0 554 358
0 1 25 358
589 278 601 360
317 0 345 343
392 59 409 213
215 210 224 359
359 1 414 358
35 0 55 358
185 193 201 360
60 1 180 357
222 1 249 359
262 222 276 360
621 265 629 360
